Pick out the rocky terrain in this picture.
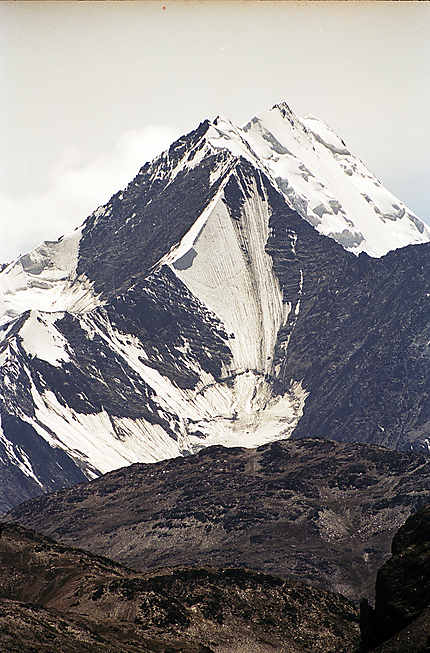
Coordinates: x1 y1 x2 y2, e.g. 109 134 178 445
4 487 430 651
289 240 430 456
361 504 430 652
8 438 430 600
0 522 359 652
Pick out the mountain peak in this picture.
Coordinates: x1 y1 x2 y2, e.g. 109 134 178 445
271 100 297 122
0 101 430 512
213 114 230 126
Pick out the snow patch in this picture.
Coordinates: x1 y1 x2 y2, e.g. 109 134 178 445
23 382 183 477
170 174 288 373
19 311 70 367
0 225 102 331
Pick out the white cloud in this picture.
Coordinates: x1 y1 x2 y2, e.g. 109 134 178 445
0 125 180 263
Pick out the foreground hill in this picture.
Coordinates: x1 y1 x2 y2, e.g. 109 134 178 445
0 522 359 653
8 438 430 600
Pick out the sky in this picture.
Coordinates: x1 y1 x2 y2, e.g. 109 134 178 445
1 1 429 263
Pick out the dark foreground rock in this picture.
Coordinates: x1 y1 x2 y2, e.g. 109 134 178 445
361 504 430 652
0 522 359 653
7 438 430 600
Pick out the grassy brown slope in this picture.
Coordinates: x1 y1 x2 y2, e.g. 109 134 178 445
7 439 430 600
0 523 359 653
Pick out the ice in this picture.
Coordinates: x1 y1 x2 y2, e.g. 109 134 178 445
170 174 288 373
301 115 350 155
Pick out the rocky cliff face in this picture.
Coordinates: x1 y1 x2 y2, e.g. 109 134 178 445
8 439 430 601
289 241 430 454
360 504 430 652
0 522 360 653
1 102 429 511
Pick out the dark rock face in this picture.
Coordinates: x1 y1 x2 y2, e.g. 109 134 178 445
77 122 231 300
0 522 360 653
0 412 87 513
361 504 430 652
286 241 430 454
106 266 232 388
7 439 430 600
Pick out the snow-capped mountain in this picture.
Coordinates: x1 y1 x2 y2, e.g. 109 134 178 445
210 103 429 256
1 102 429 511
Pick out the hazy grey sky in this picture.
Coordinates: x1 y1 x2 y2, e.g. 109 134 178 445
1 1 429 262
